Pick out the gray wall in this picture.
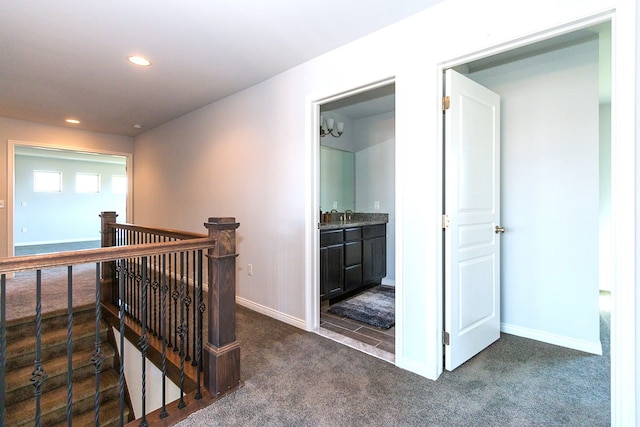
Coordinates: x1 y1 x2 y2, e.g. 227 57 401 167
469 38 601 351
14 152 126 245
355 111 395 284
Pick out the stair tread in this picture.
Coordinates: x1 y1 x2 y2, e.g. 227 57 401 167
5 369 121 426
5 305 95 330
51 399 130 427
5 344 116 398
5 320 108 371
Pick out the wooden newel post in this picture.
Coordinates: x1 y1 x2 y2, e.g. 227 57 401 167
99 211 118 305
203 217 241 396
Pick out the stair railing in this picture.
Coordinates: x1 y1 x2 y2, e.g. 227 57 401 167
0 214 240 426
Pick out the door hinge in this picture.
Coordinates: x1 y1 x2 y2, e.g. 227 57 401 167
443 331 450 346
442 214 450 230
442 96 450 111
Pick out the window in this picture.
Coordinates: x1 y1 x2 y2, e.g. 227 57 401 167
34 170 62 192
76 173 100 193
112 175 127 194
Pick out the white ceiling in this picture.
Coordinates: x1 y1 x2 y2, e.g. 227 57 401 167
322 83 395 120
0 1 444 137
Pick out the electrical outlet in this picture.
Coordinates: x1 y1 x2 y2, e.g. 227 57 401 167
247 263 253 276
374 201 380 210
332 201 338 209
0 200 4 208
21 227 27 233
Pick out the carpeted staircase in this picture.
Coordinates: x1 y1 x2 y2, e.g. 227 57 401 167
3 305 130 426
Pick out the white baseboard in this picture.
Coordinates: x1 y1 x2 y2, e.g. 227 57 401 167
236 296 306 330
501 322 603 355
394 355 438 381
381 278 395 286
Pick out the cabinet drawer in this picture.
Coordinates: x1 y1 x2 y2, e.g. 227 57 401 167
344 241 362 266
363 224 386 239
344 265 363 292
320 229 343 246
344 227 362 241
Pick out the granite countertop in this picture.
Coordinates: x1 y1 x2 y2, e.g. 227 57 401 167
318 213 388 230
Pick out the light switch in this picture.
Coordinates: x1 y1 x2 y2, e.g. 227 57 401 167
21 201 27 207
0 200 4 208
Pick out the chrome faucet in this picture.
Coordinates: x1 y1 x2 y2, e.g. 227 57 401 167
345 209 353 221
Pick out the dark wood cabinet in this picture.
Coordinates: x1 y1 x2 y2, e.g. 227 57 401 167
320 223 386 301
343 227 362 292
363 224 386 284
320 230 344 300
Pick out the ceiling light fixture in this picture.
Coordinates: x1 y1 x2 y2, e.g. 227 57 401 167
65 118 80 124
132 124 142 129
319 115 344 138
128 55 151 67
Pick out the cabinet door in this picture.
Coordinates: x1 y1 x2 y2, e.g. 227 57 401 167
363 236 386 284
320 246 329 300
326 243 344 297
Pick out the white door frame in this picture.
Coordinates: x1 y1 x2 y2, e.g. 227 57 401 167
435 9 635 424
7 139 134 257
304 77 397 337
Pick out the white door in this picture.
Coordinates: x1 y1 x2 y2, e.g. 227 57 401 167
444 69 502 370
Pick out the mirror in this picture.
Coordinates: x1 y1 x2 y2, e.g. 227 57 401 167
319 83 395 214
320 146 355 212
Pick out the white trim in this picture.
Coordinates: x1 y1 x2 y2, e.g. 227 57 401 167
7 139 134 257
609 4 637 425
7 142 15 257
236 296 306 330
394 357 433 380
501 323 603 356
304 76 398 351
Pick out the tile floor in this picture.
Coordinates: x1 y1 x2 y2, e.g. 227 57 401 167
319 306 395 363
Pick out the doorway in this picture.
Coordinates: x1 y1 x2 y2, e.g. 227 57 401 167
7 140 133 257
442 23 610 368
313 81 397 361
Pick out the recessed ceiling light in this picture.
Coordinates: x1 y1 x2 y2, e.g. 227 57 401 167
128 55 151 67
65 119 80 124
132 124 142 129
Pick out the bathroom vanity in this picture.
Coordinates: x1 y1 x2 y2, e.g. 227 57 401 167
319 213 387 301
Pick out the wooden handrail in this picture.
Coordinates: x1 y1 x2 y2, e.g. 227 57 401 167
106 222 207 240
0 238 215 274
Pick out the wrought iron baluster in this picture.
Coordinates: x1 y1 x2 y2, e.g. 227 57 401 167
195 249 204 399
178 252 186 409
118 260 126 426
160 254 169 419
184 251 191 362
31 270 48 427
139 257 149 427
167 238 173 349
151 235 159 337
173 251 179 353
66 266 73 427
131 231 140 323
92 263 105 427
191 250 196 366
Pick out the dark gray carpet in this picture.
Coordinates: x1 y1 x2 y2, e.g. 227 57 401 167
177 305 610 426
328 285 395 329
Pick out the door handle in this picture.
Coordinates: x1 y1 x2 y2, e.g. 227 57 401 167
495 225 506 234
